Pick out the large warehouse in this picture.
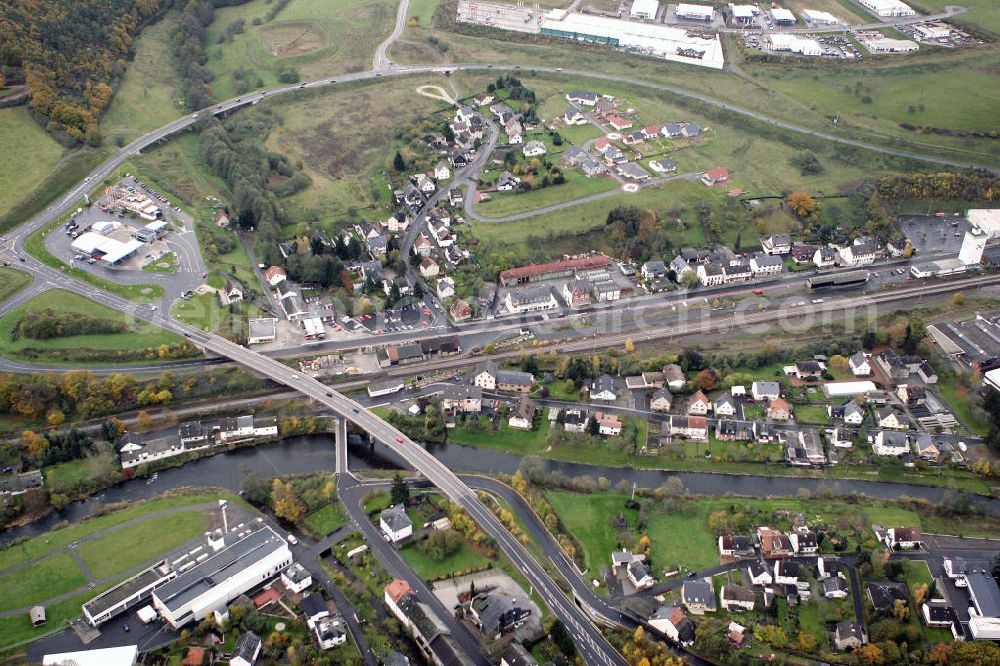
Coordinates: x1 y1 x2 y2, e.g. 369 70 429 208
151 527 292 628
767 34 822 56
674 2 714 21
857 0 916 17
540 12 724 68
71 232 144 265
629 0 659 20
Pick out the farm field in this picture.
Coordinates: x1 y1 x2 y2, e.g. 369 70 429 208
203 0 396 100
475 172 619 218
0 107 64 220
0 290 187 364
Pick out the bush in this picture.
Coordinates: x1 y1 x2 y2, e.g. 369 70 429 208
416 529 463 561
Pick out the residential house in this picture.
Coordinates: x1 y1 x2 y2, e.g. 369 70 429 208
813 246 837 267
687 390 711 415
911 433 940 462
824 577 849 599
831 400 865 425
219 280 243 306
471 362 498 390
669 256 694 282
441 385 483 414
606 115 633 131
230 632 262 666
563 278 592 308
625 372 664 391
757 527 793 558
884 527 922 550
263 266 287 287
617 162 650 182
473 92 495 106
767 398 792 421
380 505 413 543
696 262 725 286
470 592 531 639
760 234 791 255
594 412 623 436
794 360 824 380
867 581 909 612
720 586 756 612
714 394 736 417
563 108 586 125
829 426 857 448
718 535 755 559
790 243 817 264
682 123 701 137
179 422 208 446
662 364 686 390
450 299 472 322
648 604 695 646
508 397 536 430
896 384 927 405
668 415 708 442
522 140 547 157
496 171 521 191
566 91 598 106
419 257 440 279
433 162 451 180
715 419 752 441
723 261 752 283
849 351 871 376
753 421 777 443
661 123 683 138
751 381 780 401
789 530 819 555
496 370 536 393
386 211 411 233
412 173 436 195
774 560 801 585
838 240 880 266
505 286 557 313
873 430 910 456
834 621 867 650
746 561 773 586
436 277 456 300
649 159 677 174
641 260 668 281
563 408 589 433
590 374 619 402
749 254 783 276
314 615 347 650
682 579 717 615
281 563 313 595
877 406 908 430
592 279 621 302
627 559 656 591
413 234 433 257
921 601 958 629
301 593 329 630
650 388 674 412
622 130 645 146
561 145 606 177
786 429 826 466
701 167 729 186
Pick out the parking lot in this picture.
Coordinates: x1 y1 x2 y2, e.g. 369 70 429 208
353 300 438 335
900 214 970 256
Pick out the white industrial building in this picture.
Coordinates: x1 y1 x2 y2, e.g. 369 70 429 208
767 34 822 56
630 0 659 20
821 381 878 397
802 9 840 24
857 0 916 17
247 318 278 345
151 527 292 628
71 232 144 265
860 36 919 53
770 7 796 24
969 209 1000 238
959 226 988 265
540 11 724 68
43 646 138 666
675 3 714 21
730 4 756 24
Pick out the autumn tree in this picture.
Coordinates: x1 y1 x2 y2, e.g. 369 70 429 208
692 369 717 391
786 191 818 220
272 479 305 523
855 643 885 664
20 430 49 458
927 642 953 665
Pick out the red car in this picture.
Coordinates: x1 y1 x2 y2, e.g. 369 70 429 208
753 289 764 296
395 436 404 443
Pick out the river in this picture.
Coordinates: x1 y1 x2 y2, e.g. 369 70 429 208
3 435 996 545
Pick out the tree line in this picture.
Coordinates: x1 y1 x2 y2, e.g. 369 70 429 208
12 308 129 340
876 173 1000 203
0 0 172 144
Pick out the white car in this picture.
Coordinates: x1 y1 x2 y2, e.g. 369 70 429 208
286 534 298 545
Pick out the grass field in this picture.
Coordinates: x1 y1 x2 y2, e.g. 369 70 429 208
101 12 186 144
0 492 242 572
0 583 115 653
400 540 491 580
544 491 639 574
302 503 348 538
0 267 33 303
76 510 210 579
917 0 1000 32
264 76 444 224
204 0 396 100
0 107 65 220
475 171 619 218
0 551 89 613
794 404 830 425
0 289 185 364
447 419 551 455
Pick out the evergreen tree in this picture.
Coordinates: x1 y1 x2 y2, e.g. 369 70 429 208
390 473 410 506
393 151 407 172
